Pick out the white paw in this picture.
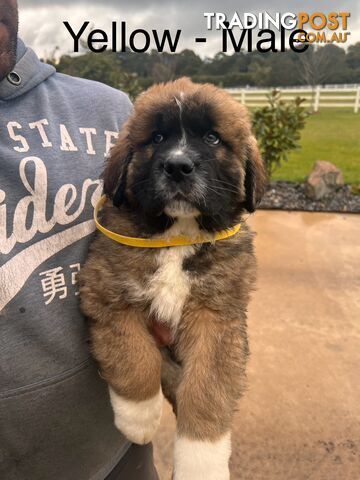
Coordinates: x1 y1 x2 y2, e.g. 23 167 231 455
108 387 163 445
174 432 231 480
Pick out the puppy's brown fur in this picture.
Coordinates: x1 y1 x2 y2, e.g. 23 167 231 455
80 78 265 478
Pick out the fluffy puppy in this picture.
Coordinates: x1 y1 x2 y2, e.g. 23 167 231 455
80 77 266 480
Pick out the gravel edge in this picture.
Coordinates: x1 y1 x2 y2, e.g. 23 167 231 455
258 182 360 214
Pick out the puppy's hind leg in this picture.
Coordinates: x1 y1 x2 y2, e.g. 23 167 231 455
173 309 248 480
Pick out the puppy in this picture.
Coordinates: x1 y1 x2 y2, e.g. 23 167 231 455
80 77 266 480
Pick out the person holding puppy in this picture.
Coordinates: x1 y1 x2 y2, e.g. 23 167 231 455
0 1 159 478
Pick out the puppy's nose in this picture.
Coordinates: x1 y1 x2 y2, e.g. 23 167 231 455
163 155 194 182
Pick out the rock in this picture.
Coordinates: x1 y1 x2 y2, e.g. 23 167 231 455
305 161 344 200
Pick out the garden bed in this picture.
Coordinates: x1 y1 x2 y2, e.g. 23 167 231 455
259 182 360 213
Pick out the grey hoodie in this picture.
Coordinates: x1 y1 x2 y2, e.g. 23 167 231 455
0 40 132 479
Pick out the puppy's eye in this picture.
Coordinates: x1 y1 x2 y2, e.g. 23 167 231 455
204 131 221 146
152 133 165 144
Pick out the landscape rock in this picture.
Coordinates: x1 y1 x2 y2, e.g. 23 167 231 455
305 161 344 200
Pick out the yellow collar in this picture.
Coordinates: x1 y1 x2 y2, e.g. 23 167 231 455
94 195 241 248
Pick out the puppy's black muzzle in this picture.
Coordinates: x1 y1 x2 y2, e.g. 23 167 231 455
163 154 194 183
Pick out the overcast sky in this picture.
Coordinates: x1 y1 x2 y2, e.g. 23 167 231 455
18 0 360 58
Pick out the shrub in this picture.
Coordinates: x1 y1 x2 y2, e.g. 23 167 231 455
252 90 309 178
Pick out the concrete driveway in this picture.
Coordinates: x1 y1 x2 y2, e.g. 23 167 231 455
153 210 360 479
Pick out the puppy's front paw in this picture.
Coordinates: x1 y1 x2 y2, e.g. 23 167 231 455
174 433 231 480
109 387 163 445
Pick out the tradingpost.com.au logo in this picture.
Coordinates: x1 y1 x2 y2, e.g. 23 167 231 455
205 12 352 52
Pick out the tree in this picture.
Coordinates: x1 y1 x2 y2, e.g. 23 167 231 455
174 49 202 76
297 44 348 87
151 52 178 82
266 51 300 86
248 61 272 86
46 50 142 99
346 42 360 70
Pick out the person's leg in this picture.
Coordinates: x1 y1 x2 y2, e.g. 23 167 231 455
105 443 159 480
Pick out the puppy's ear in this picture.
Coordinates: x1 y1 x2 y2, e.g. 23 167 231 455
102 127 132 207
244 137 267 213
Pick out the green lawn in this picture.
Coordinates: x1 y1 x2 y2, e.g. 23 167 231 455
271 109 360 184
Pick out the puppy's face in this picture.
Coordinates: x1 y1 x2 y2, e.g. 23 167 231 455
104 78 266 230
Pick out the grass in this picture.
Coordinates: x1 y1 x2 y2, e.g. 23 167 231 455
270 109 360 184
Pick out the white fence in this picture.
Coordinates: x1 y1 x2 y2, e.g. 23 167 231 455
226 85 360 113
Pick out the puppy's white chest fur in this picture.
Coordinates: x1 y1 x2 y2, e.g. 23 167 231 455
147 245 193 328
146 216 198 329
